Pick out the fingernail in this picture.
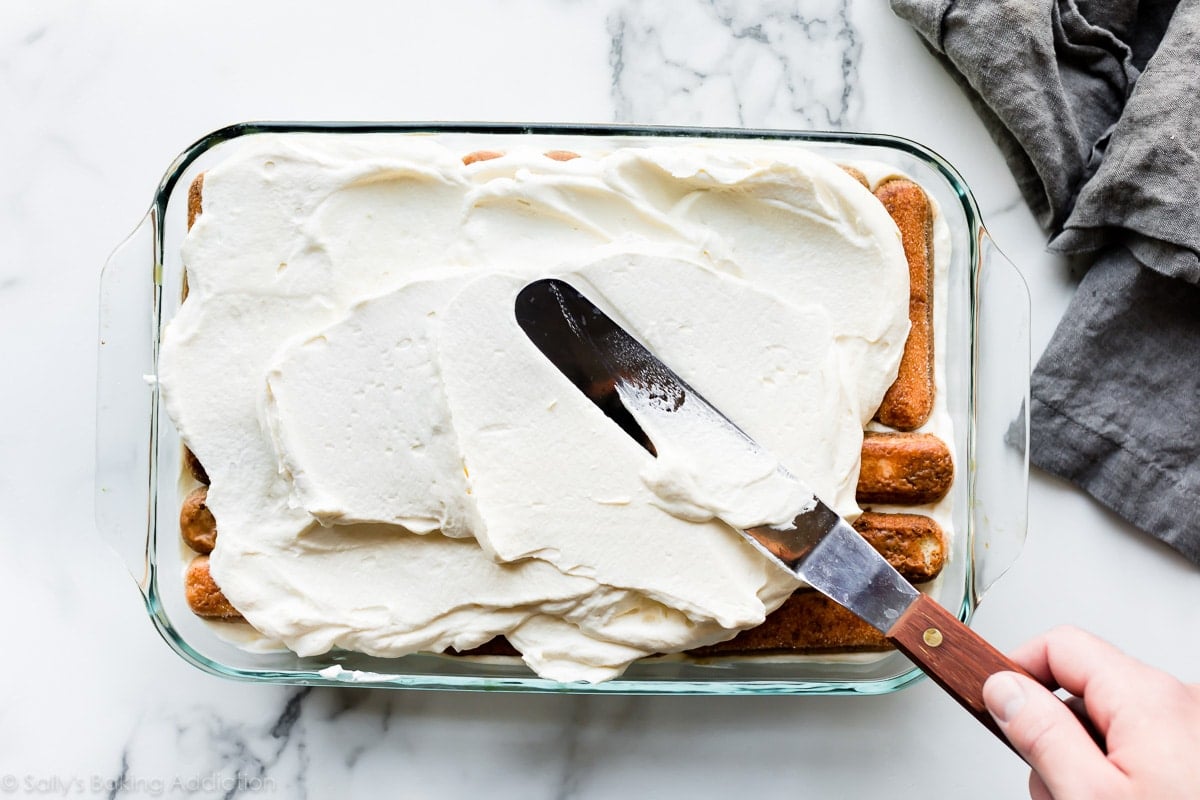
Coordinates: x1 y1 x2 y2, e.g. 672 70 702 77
985 672 1026 724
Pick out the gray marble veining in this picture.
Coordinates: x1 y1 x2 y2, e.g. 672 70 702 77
98 688 313 798
607 0 860 128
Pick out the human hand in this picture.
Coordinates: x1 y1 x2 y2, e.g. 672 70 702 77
983 626 1200 799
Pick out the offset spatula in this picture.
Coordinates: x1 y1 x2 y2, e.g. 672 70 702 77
514 277 1080 756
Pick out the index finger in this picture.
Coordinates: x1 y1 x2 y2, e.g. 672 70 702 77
1009 626 1152 732
1009 626 1131 691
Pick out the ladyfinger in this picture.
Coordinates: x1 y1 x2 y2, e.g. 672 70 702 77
839 164 870 189
691 591 889 655
184 556 242 620
182 174 206 304
458 597 890 660
857 431 953 505
183 447 208 485
181 180 236 620
874 178 935 431
182 181 209 485
693 509 947 655
187 173 204 229
180 485 217 554
462 150 504 165
852 511 946 584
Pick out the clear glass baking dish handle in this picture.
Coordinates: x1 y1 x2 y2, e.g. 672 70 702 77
971 230 1031 603
96 211 158 594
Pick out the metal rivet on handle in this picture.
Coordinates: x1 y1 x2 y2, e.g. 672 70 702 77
923 628 944 647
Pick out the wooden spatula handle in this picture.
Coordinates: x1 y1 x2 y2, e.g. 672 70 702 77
886 594 1034 750
887 595 1107 758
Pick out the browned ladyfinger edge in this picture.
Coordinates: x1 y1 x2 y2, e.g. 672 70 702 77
455 510 946 659
187 173 204 230
874 177 935 431
182 173 206 302
181 177 230 623
183 447 208 485
453 612 889 660
691 510 946 656
182 178 207 484
839 164 870 189
544 150 580 161
185 556 243 620
461 603 893 659
853 511 946 584
180 485 217 555
857 431 953 505
462 150 504 165
690 592 889 656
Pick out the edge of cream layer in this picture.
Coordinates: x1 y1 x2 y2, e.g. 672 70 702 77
160 134 923 682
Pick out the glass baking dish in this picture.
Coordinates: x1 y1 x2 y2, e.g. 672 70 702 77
96 122 1029 695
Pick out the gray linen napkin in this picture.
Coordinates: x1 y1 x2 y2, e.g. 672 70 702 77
889 0 1200 564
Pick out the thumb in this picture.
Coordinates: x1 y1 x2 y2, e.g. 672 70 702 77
983 672 1115 794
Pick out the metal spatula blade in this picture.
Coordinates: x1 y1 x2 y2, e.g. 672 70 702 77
514 277 1087 758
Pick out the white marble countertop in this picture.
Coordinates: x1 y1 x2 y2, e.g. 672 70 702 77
2 1 1197 797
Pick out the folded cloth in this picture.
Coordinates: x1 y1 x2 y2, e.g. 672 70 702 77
890 0 1200 564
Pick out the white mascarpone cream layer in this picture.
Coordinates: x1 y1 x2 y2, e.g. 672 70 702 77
159 134 911 682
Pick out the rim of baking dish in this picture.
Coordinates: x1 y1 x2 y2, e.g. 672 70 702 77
111 122 1025 695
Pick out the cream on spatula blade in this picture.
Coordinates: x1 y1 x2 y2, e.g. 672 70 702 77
515 277 1095 758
